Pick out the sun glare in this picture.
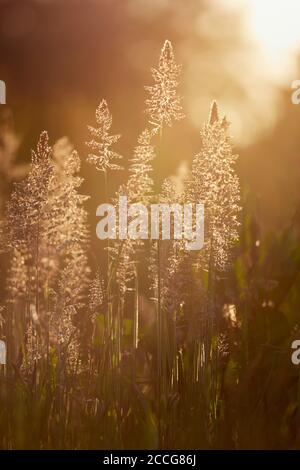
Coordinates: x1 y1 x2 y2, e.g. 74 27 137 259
247 0 300 55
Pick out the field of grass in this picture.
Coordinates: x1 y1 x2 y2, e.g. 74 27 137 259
0 40 300 450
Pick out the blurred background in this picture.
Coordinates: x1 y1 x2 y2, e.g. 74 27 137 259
1 0 300 230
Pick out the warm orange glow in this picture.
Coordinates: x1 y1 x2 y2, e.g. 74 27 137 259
248 0 300 55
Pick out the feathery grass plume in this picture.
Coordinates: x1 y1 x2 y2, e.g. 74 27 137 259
127 128 155 204
145 42 184 442
7 132 54 312
86 100 123 174
6 132 53 372
7 131 53 249
89 269 105 318
185 102 241 435
189 100 241 272
5 132 54 372
51 137 90 307
145 39 184 132
48 138 90 373
145 39 185 339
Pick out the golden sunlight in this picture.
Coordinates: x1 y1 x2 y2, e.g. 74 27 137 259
247 0 300 55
